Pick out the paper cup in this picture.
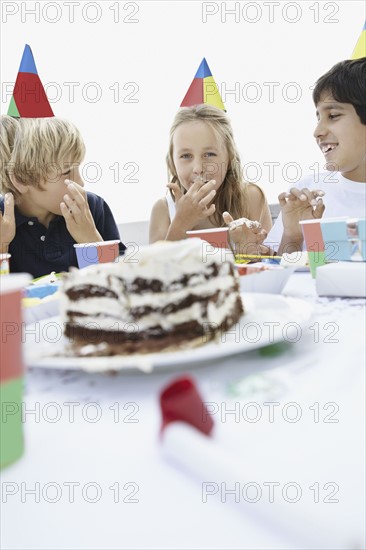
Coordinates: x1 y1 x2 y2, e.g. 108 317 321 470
0 253 11 275
73 240 120 269
299 220 325 277
186 228 230 249
0 273 31 469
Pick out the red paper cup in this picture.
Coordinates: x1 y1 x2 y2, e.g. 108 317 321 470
1 273 31 469
73 240 120 269
299 220 324 252
186 228 230 249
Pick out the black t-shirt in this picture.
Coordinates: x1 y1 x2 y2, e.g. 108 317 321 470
1 192 126 278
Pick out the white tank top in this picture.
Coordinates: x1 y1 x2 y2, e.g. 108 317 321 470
165 192 176 222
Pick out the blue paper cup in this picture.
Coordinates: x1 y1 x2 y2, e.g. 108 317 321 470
73 240 120 269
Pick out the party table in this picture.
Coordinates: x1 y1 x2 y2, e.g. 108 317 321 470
1 273 365 550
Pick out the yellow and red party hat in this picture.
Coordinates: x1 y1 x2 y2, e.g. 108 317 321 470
7 44 54 118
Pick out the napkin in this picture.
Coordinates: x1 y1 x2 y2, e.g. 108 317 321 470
316 261 366 297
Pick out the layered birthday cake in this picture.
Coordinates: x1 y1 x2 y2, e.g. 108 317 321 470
60 239 243 355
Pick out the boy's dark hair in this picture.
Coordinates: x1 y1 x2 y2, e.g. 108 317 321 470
313 57 366 124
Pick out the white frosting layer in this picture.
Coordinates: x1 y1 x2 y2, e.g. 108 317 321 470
63 239 234 288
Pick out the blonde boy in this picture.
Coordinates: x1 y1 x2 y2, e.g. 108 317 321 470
0 116 124 277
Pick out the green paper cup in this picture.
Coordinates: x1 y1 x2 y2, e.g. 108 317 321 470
299 220 325 278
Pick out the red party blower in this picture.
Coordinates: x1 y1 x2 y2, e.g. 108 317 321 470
160 376 214 436
159 375 356 549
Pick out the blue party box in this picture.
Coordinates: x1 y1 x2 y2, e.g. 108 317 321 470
25 283 60 299
24 272 62 299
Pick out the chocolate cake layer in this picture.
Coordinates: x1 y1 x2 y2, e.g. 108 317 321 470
65 263 228 300
65 294 243 355
66 285 119 301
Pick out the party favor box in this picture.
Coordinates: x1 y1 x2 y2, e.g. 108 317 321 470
321 218 366 262
316 262 366 297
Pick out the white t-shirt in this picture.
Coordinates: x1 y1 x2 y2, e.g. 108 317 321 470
265 172 366 250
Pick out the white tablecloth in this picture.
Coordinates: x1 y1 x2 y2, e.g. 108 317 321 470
1 273 365 549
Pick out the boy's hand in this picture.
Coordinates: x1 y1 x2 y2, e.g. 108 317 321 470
60 180 102 243
223 211 267 254
279 187 325 238
167 177 217 230
0 193 16 253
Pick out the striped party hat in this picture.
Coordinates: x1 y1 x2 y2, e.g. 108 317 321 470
180 58 225 111
351 21 366 59
7 44 54 118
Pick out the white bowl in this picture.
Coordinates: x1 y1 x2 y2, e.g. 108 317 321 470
236 266 295 294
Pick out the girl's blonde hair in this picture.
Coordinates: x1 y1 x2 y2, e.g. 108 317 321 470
0 115 19 197
166 104 250 227
2 117 85 202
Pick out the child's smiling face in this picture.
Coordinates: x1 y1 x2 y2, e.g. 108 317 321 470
313 92 366 182
172 120 229 191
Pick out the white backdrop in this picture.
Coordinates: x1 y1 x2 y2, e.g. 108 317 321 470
1 1 364 223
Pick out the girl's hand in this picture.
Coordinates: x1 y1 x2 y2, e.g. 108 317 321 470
279 187 325 238
167 177 217 230
60 180 102 243
223 211 267 254
0 193 16 253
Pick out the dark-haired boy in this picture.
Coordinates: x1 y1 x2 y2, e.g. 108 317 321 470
266 58 366 254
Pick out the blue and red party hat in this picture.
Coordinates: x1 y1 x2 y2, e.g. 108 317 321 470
7 44 54 118
180 58 225 111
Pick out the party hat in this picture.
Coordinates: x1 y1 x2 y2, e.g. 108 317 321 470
7 44 54 118
351 21 366 59
180 58 225 111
